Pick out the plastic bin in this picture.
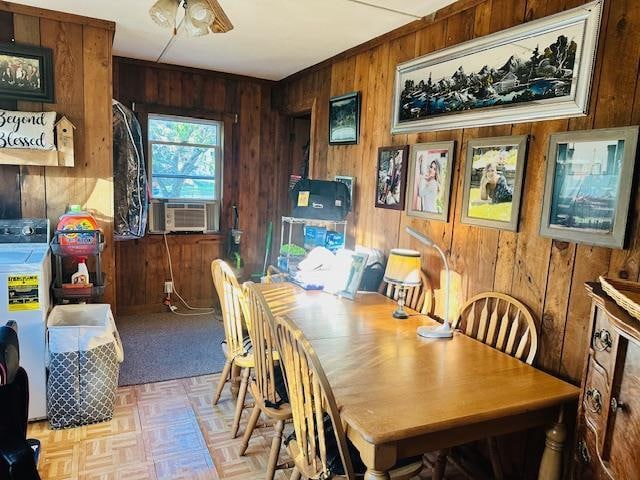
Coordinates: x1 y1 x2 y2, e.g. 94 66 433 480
46 304 124 429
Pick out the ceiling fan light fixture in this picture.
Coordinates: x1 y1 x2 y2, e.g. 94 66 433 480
183 10 210 37
186 0 215 26
149 0 180 28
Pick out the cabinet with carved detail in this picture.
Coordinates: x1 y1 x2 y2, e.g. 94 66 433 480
574 282 640 479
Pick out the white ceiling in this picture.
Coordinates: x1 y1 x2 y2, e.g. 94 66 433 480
10 0 457 80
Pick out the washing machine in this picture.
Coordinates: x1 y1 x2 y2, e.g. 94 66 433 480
0 219 51 420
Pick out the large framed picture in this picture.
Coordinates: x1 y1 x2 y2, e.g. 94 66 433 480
375 145 409 210
329 92 360 145
0 42 54 103
540 127 639 248
391 1 602 133
461 136 528 231
406 141 455 221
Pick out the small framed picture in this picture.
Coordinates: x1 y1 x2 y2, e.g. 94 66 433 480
329 92 360 145
540 126 639 248
461 136 528 231
334 175 355 205
0 42 54 103
325 249 369 300
406 141 455 222
375 145 409 210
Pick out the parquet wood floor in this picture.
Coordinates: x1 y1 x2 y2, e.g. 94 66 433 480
27 374 465 479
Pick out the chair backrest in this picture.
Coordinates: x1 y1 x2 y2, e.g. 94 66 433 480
263 265 288 284
273 314 355 480
211 259 248 356
378 270 433 315
452 292 538 365
242 282 281 406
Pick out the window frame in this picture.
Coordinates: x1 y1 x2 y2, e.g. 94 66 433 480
147 112 223 202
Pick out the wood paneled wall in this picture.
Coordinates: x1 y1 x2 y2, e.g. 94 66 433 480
0 2 116 305
113 58 290 315
277 0 640 387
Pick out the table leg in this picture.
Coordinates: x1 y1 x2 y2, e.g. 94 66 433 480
364 470 391 480
231 363 241 399
538 407 567 480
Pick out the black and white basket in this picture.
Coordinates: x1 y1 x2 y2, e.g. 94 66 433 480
46 304 124 429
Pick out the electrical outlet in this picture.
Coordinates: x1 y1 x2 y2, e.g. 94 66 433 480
164 281 173 294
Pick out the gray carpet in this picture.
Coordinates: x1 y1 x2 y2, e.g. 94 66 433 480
116 310 227 386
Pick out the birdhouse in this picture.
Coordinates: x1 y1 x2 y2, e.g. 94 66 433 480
55 116 76 167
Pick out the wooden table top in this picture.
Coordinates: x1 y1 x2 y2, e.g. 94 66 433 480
257 283 580 445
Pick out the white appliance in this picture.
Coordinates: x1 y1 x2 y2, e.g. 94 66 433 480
149 199 219 233
0 219 51 420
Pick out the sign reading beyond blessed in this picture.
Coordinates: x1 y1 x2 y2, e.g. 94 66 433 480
0 110 56 150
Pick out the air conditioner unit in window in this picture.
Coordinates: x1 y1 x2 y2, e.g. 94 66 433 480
148 200 219 234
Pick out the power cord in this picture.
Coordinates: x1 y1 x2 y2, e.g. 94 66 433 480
163 233 216 316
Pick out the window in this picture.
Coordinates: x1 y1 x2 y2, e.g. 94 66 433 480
148 114 222 201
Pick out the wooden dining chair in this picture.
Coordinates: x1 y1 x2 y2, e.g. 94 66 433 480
273 314 423 480
378 269 434 315
432 292 539 480
238 282 292 480
211 259 255 438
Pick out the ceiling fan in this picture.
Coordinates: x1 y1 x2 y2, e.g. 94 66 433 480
149 0 233 37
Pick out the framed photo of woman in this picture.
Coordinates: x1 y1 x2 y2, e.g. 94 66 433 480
539 126 638 248
375 145 409 210
460 135 528 231
406 141 455 221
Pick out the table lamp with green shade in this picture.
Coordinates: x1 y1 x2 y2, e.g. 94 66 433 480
405 226 454 339
383 248 422 319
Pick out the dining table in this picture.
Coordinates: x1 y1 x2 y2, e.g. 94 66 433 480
256 282 580 480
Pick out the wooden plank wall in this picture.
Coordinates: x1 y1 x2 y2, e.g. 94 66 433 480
277 0 640 388
113 58 289 315
0 3 116 306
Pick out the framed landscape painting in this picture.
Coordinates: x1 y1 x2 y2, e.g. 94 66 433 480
375 145 408 210
329 92 360 145
406 141 455 221
540 127 639 248
0 42 54 103
461 136 528 231
391 1 602 133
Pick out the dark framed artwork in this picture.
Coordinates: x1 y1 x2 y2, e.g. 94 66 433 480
540 126 639 248
460 135 528 231
406 141 455 222
329 92 360 145
375 145 409 210
0 42 54 103
391 1 602 133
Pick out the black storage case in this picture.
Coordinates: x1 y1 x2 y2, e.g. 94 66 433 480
290 179 351 220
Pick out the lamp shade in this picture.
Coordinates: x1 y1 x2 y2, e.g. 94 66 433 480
183 10 210 36
384 249 421 286
149 0 179 28
186 0 215 26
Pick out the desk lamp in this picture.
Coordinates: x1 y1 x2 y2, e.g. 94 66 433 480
383 249 421 319
405 227 454 339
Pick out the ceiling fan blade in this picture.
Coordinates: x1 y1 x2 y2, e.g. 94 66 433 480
204 0 233 33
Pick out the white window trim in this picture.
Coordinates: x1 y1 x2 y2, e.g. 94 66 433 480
148 113 223 202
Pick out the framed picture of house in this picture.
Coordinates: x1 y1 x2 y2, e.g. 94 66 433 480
461 136 528 231
329 92 360 145
539 126 639 248
0 42 54 103
375 145 409 210
406 141 455 222
391 1 602 133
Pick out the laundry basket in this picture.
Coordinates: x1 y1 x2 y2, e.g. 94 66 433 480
46 304 124 429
